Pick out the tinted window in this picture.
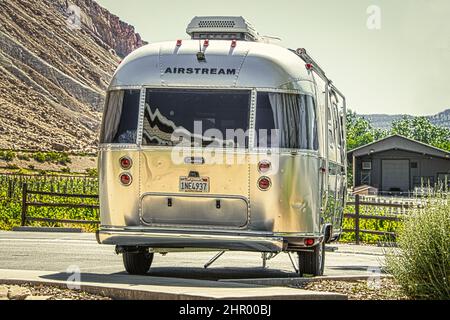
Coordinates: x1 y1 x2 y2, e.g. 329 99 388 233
255 92 318 150
100 89 140 144
142 89 250 148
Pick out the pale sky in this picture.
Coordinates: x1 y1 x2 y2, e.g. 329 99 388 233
95 0 450 116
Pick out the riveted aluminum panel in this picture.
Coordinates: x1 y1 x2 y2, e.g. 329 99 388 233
98 148 141 227
109 40 315 92
248 152 321 234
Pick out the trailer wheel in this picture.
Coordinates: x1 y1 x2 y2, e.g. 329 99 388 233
297 241 325 277
122 250 154 275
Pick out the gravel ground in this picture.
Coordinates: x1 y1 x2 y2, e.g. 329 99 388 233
0 283 112 300
299 278 409 300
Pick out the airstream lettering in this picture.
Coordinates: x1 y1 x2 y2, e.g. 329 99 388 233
164 67 237 75
97 16 347 276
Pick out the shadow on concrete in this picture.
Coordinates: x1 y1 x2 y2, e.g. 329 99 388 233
38 267 297 288
148 266 298 281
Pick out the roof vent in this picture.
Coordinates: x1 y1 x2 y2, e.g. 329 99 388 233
186 16 260 41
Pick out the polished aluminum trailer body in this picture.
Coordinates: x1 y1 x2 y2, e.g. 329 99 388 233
97 28 347 256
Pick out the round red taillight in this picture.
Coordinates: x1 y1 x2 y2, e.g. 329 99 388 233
304 238 315 246
119 157 132 170
119 173 132 186
258 177 271 191
258 160 271 173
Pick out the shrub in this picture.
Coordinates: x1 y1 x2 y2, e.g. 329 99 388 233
17 153 30 161
85 168 98 177
61 167 71 174
33 152 47 163
385 195 450 300
32 151 71 165
0 150 16 162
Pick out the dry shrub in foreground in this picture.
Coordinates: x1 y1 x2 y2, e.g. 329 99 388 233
385 194 450 300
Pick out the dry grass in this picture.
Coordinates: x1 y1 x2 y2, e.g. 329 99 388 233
385 195 450 300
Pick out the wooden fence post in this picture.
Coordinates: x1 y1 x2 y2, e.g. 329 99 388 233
355 194 360 245
21 183 28 227
7 179 13 199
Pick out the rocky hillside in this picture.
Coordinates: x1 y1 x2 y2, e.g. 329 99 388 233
0 0 146 152
428 109 450 129
360 109 450 130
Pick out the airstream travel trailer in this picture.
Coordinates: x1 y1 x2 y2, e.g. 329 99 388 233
97 16 347 276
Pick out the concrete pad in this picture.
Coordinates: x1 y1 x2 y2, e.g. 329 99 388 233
25 296 52 300
12 227 83 233
332 243 388 256
0 269 347 300
219 274 393 287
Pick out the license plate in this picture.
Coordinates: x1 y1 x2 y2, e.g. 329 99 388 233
179 176 210 193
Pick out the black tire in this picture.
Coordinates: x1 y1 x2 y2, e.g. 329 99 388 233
297 241 325 276
122 250 154 275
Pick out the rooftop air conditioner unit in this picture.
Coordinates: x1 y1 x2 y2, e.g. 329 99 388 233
186 16 260 42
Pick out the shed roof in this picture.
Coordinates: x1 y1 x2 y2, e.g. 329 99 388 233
348 134 450 160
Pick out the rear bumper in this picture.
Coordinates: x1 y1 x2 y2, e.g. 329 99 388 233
97 228 324 252
97 228 286 252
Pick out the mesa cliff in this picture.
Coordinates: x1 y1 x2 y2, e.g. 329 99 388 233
0 0 146 152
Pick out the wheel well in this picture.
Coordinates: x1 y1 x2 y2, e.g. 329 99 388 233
323 224 333 243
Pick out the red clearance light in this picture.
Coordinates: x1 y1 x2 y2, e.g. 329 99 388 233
119 157 132 170
304 238 315 246
231 39 237 48
119 173 132 186
306 63 313 70
204 39 209 47
258 177 271 191
176 39 182 46
258 160 271 173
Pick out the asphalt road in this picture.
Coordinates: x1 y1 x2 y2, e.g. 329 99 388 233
0 231 387 281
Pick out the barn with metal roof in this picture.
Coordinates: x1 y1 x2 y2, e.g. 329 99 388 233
348 134 450 194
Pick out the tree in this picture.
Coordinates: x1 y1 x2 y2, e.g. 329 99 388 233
346 110 386 151
345 110 386 187
390 116 450 151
